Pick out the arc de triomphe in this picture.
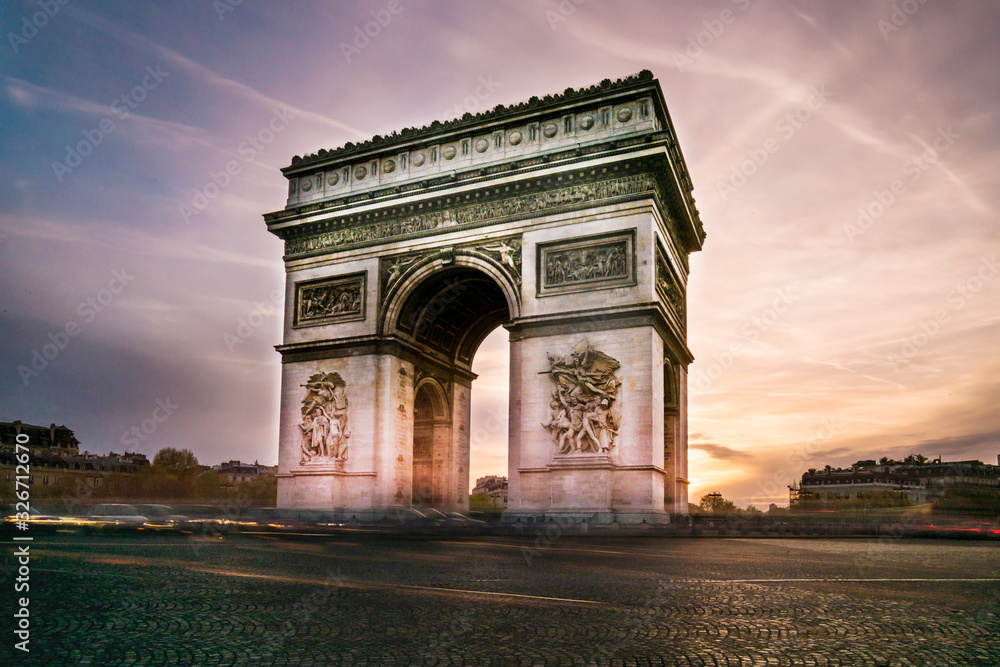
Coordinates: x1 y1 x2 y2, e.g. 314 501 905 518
263 70 705 524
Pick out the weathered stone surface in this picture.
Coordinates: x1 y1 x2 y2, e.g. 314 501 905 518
265 73 705 521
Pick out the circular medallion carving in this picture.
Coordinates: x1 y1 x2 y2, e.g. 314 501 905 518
543 122 558 138
443 145 457 160
327 172 339 187
579 115 595 130
616 107 633 123
412 152 425 167
475 139 489 153
354 165 367 180
382 159 396 174
508 130 523 146
300 178 312 192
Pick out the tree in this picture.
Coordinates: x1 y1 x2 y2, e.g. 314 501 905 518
699 492 738 515
193 471 223 500
152 448 199 477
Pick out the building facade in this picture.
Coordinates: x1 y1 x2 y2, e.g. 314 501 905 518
471 475 508 507
790 456 1000 505
0 420 150 494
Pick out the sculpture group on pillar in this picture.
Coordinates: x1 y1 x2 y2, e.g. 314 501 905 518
299 372 350 465
542 340 622 455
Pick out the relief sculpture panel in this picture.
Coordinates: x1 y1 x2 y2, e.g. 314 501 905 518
655 247 685 327
538 231 635 296
299 372 351 466
542 340 623 455
294 273 365 327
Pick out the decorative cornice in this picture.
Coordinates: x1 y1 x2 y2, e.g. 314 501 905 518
284 172 660 258
289 70 656 169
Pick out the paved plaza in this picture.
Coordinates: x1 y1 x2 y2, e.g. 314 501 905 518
6 532 999 666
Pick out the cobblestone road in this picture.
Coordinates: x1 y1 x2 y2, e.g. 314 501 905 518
4 532 998 666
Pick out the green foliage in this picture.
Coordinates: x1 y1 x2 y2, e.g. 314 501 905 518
698 492 738 515
230 474 277 506
193 471 224 500
933 486 1000 517
794 490 915 511
152 448 200 477
469 493 499 512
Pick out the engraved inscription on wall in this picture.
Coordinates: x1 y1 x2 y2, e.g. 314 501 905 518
294 273 365 327
538 230 635 296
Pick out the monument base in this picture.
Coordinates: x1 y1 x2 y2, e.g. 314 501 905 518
501 510 671 527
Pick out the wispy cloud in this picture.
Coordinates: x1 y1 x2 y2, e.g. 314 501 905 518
66 6 370 140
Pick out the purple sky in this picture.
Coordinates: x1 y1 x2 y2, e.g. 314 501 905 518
2 1 998 507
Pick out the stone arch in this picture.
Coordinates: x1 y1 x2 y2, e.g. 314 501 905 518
380 251 519 367
380 251 519 335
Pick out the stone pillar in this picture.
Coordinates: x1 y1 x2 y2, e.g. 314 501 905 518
449 381 472 511
505 326 670 524
373 354 414 511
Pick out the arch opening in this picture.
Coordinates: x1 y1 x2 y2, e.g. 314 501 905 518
395 266 512 366
412 379 451 507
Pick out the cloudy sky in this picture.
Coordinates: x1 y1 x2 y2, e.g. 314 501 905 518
2 1 998 507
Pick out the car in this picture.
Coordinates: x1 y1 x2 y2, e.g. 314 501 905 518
134 504 188 530
85 503 149 528
1 505 71 535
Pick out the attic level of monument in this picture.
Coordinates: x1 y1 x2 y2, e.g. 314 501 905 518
288 70 666 167
265 71 703 253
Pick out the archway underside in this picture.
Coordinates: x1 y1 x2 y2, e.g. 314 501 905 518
396 268 510 367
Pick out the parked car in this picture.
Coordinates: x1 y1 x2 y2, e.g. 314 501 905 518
86 504 148 528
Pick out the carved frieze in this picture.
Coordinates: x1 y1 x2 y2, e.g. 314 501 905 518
655 246 685 327
476 237 522 286
299 372 350 466
285 173 657 256
379 252 424 300
541 340 622 455
537 230 635 296
294 273 365 327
